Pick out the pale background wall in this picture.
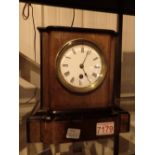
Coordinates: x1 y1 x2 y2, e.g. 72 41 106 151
19 3 135 64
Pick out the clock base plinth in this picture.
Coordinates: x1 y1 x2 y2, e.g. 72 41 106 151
27 106 130 144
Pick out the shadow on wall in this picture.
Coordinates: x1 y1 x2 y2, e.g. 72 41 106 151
121 51 135 95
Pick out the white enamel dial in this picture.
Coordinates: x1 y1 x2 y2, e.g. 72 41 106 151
56 39 107 93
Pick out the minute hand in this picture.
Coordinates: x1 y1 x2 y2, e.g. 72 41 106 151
82 50 91 65
80 50 91 83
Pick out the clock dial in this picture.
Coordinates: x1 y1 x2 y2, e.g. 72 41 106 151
56 39 107 93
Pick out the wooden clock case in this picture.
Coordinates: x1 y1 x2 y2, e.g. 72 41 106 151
27 26 130 144
41 26 116 110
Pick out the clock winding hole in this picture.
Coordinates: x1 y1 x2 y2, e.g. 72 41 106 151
79 74 84 79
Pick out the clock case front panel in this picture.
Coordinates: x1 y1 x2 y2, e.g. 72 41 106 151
39 26 117 111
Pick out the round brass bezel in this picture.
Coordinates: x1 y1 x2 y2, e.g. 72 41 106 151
55 38 107 93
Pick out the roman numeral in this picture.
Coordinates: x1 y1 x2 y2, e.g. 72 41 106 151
79 80 82 86
62 64 68 67
65 56 71 59
81 46 84 53
92 72 97 78
72 48 76 54
87 50 91 55
64 71 70 77
93 57 98 61
70 77 75 83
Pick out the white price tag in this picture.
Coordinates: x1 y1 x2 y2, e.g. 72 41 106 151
66 128 81 139
96 122 114 136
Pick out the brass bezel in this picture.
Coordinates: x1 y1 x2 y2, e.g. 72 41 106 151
55 38 107 93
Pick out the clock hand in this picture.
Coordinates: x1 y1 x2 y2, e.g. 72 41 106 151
81 50 91 65
80 50 91 83
82 68 91 83
79 51 90 72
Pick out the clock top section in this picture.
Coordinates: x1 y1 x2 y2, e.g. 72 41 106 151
37 26 118 36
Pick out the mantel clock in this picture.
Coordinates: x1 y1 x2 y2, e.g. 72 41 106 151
27 26 130 145
40 26 116 110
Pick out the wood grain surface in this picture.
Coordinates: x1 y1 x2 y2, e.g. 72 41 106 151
41 27 117 110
